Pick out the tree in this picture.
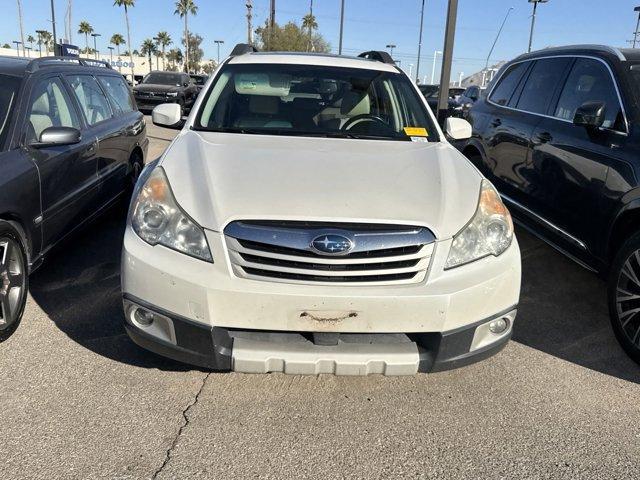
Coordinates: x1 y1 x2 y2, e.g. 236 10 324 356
155 31 172 70
110 33 125 57
2 43 10 49
26 34 35 52
114 0 136 80
38 30 53 56
140 38 157 72
301 14 317 51
201 60 215 75
181 32 203 73
166 48 183 71
255 19 329 53
78 21 93 54
174 0 198 73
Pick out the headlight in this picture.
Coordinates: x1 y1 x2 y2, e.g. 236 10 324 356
166 92 178 97
131 167 213 262
445 179 513 269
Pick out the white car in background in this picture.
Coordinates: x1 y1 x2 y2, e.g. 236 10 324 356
121 45 521 375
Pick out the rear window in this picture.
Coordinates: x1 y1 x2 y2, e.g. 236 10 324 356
0 75 20 150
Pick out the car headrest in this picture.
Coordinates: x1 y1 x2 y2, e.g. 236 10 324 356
249 96 279 115
340 90 370 116
32 93 50 115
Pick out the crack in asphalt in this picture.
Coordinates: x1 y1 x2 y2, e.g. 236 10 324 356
151 372 211 479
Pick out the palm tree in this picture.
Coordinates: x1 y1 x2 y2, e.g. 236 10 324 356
110 33 125 57
78 21 93 55
40 30 53 56
26 34 35 53
166 48 183 70
155 31 171 70
140 38 156 72
302 14 317 52
113 0 136 81
174 0 198 73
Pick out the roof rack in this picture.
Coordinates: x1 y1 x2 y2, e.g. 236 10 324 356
230 43 259 57
25 56 112 73
358 51 395 65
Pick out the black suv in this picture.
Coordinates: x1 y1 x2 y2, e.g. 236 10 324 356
133 71 198 116
0 56 147 340
462 45 640 363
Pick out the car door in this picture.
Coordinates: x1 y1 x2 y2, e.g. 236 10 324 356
65 73 125 208
96 74 145 198
23 74 99 249
529 57 629 255
489 57 573 209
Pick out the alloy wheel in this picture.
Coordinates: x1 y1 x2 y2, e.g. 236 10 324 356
0 237 26 329
615 249 640 348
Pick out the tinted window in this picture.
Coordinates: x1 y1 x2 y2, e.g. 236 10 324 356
26 77 80 143
143 73 183 86
197 64 437 142
98 75 135 113
0 75 20 150
489 62 529 106
67 75 113 125
554 58 624 131
516 58 571 114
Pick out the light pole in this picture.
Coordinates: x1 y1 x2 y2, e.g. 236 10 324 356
431 50 442 84
437 0 459 123
409 63 414 79
12 41 22 57
528 0 549 53
108 46 114 65
25 46 32 57
50 0 58 55
458 71 463 87
416 0 425 83
633 6 640 48
91 32 101 59
386 44 396 59
338 0 345 55
214 39 224 64
486 6 513 70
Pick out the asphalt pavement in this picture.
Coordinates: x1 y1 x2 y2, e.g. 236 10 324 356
1 118 638 480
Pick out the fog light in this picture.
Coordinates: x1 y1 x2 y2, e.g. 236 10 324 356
488 318 508 334
134 308 155 327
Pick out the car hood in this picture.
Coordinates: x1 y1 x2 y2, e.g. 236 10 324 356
134 84 181 94
159 131 482 239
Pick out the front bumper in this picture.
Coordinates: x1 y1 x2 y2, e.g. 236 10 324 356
134 95 179 110
122 226 521 374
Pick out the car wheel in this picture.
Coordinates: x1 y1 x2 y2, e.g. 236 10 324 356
0 222 28 342
608 232 640 364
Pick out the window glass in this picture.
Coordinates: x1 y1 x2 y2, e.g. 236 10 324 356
66 74 113 125
0 75 20 150
516 58 571 114
197 64 437 142
142 72 183 86
26 77 80 143
98 75 135 113
489 62 529 106
554 58 624 130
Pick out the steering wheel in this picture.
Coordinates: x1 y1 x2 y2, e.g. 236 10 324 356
341 114 389 132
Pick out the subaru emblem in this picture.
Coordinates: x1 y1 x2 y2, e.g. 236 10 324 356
310 234 354 255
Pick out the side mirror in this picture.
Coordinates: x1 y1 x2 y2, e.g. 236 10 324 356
573 101 605 129
31 126 81 148
445 117 472 140
152 103 183 129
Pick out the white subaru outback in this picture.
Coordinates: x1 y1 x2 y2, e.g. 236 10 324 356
122 45 521 375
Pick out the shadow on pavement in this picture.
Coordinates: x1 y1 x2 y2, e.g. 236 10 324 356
28 206 197 372
513 230 640 384
26 213 640 381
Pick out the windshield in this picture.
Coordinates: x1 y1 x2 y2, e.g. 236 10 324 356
196 63 437 142
143 73 183 86
0 75 20 150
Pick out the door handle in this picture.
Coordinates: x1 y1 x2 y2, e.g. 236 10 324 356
490 118 502 128
536 132 553 143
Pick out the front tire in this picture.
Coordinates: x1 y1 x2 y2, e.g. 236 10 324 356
608 231 640 364
0 222 28 342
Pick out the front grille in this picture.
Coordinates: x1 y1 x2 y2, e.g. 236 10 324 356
224 221 436 286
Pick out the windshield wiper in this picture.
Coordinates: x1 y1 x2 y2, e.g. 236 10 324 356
202 127 412 141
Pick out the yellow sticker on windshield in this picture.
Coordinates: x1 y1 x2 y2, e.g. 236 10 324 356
404 127 428 137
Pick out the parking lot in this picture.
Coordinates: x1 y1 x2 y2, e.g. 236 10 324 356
0 118 638 480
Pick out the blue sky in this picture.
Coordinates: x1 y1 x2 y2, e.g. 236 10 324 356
4 0 640 81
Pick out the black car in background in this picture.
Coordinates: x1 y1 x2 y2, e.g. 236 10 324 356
418 84 464 118
462 45 640 363
189 74 209 94
457 85 484 118
133 71 198 116
0 55 147 341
